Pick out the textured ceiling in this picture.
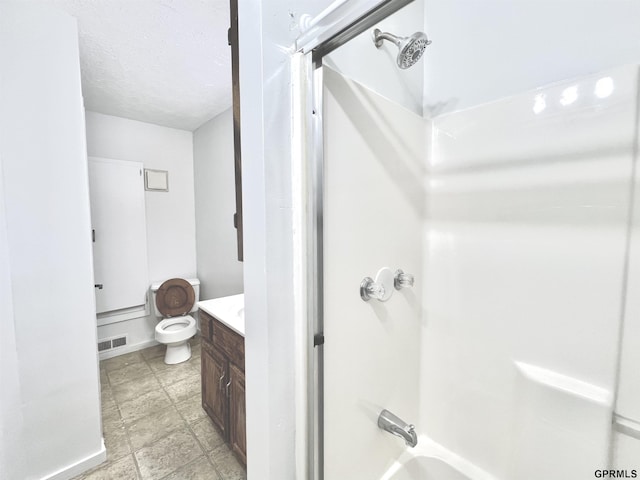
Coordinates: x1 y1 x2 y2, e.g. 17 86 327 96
42 0 232 131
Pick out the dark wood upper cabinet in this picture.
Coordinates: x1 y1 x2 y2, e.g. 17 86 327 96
229 0 243 261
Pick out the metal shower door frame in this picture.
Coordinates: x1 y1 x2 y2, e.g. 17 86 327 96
292 1 414 478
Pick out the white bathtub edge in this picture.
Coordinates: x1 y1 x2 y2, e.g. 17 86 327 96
380 435 498 480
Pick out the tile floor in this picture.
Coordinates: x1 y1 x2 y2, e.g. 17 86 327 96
74 336 246 480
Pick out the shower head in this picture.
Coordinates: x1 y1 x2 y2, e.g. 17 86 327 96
373 28 431 69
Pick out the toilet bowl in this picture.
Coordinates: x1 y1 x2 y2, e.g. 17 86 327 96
155 315 197 364
150 278 200 365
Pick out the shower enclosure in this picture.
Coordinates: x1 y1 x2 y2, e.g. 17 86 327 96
293 1 640 479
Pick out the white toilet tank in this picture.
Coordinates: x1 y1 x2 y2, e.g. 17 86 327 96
150 278 200 318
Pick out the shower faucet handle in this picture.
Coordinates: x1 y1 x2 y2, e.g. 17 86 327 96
394 269 414 290
361 268 395 302
360 277 386 302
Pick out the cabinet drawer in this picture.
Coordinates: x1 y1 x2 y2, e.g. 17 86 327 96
212 319 244 371
199 310 213 342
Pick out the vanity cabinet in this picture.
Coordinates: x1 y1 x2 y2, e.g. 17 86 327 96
201 341 228 437
228 363 246 465
200 309 246 465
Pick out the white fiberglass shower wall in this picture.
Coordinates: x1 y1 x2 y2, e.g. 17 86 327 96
323 65 426 479
422 66 635 479
316 1 640 478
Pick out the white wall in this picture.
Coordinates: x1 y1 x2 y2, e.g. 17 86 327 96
193 109 244 300
0 4 104 478
423 66 636 479
615 105 640 462
613 428 640 469
323 67 426 479
238 1 332 478
241 1 640 478
238 2 640 480
422 0 640 469
325 0 425 116
423 0 640 117
320 50 639 480
0 120 25 480
85 112 196 350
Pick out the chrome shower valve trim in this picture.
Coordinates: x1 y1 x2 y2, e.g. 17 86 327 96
394 269 415 290
360 277 386 302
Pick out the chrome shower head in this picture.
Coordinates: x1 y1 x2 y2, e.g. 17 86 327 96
373 28 431 69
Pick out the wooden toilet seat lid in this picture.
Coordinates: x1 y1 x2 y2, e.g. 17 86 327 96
156 278 195 317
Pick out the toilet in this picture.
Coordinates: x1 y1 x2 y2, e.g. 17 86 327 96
150 278 200 365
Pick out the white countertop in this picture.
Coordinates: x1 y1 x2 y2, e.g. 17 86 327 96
197 293 245 337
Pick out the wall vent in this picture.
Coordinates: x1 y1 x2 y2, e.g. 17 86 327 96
97 335 128 352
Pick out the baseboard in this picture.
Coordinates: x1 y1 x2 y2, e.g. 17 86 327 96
98 338 159 360
42 439 106 480
98 331 202 361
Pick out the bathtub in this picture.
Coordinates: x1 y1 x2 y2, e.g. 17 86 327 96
380 435 496 480
384 457 469 480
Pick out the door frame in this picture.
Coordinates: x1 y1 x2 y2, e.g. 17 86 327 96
292 2 414 478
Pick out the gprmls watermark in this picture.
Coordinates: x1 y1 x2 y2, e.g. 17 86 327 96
595 470 638 478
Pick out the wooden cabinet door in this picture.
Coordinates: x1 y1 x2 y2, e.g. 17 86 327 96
229 363 246 465
202 343 228 439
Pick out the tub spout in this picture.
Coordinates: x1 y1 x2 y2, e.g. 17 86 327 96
378 409 418 447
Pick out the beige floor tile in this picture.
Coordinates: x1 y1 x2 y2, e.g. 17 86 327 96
146 355 173 373
162 455 219 480
102 406 123 431
164 374 201 404
140 343 165 360
101 351 144 372
119 389 172 425
191 417 225 453
209 444 246 480
154 362 199 388
104 425 131 463
189 356 201 374
102 406 130 462
146 344 199 373
80 454 139 480
100 386 116 411
88 344 220 480
112 374 162 404
71 462 103 480
126 405 186 451
99 369 109 387
107 362 153 387
134 429 203 480
176 396 208 425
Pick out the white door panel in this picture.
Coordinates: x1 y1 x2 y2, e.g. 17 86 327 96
89 157 149 314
